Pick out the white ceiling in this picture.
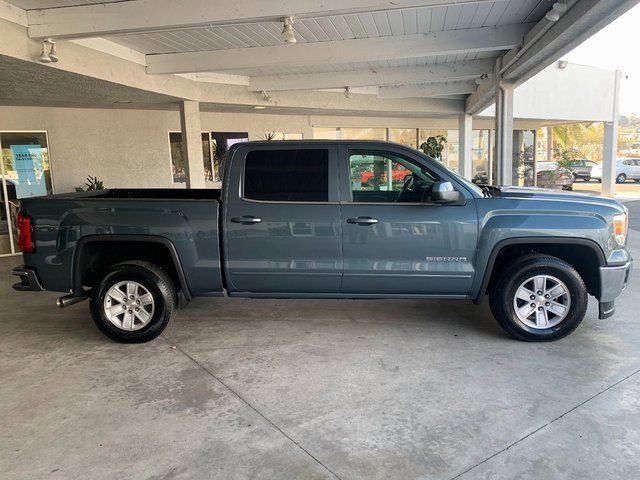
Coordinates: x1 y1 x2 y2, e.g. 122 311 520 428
3 0 633 108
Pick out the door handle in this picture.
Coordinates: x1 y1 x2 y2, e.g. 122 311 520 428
231 216 262 225
347 216 379 226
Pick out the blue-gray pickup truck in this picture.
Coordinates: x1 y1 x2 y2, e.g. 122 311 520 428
12 141 632 343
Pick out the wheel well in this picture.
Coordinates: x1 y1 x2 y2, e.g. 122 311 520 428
75 240 186 296
485 243 601 298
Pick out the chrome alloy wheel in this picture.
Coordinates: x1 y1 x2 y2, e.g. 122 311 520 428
103 281 155 331
512 275 571 329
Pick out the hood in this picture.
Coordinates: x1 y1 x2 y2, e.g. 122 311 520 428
494 185 625 210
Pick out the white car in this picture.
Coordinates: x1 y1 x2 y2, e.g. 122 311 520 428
591 158 640 183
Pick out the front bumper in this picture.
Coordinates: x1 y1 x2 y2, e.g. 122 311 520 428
598 260 632 319
12 266 44 292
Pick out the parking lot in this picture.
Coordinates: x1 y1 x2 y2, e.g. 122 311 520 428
573 181 640 199
1 203 638 480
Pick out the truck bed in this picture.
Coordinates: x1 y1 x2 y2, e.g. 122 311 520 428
19 189 224 296
48 188 222 200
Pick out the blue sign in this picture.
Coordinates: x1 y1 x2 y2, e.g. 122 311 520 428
10 145 48 199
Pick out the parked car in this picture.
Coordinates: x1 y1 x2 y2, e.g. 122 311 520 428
536 162 575 190
620 143 640 156
12 141 631 344
472 170 489 185
567 159 598 181
591 158 640 183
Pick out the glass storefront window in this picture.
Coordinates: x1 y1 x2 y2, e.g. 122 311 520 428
1 132 53 255
169 132 211 184
263 132 304 140
513 130 536 186
284 133 303 140
312 127 339 140
472 130 491 184
340 127 387 141
170 131 248 183
388 128 418 149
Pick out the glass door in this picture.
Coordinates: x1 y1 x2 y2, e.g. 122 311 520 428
0 132 53 256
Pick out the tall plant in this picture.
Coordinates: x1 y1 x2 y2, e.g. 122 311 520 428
75 176 104 192
419 135 447 161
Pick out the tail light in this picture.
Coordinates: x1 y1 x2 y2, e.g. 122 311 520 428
17 212 35 253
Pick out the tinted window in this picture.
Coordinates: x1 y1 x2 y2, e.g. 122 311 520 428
244 149 329 202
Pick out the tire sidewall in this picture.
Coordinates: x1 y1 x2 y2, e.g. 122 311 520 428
90 265 172 342
496 260 587 341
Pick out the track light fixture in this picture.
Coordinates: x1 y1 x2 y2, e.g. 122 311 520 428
545 2 567 22
475 74 490 85
281 16 297 44
47 39 58 62
38 41 51 63
37 38 58 63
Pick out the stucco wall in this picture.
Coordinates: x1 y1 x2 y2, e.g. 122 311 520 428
480 62 618 122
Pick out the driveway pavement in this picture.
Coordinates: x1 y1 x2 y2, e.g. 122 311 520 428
1 218 638 480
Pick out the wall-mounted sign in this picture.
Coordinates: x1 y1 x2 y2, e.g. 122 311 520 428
10 145 48 199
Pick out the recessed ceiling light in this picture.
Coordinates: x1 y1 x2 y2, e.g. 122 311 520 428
254 106 267 109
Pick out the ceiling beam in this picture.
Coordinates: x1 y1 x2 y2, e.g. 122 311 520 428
378 80 478 98
502 0 640 83
27 0 489 40
466 0 640 114
248 58 494 92
146 24 531 75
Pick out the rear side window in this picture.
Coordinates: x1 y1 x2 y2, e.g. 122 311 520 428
244 149 329 202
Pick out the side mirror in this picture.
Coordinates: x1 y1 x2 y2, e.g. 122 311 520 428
431 181 460 204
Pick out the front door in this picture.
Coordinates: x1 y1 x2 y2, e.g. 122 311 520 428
224 145 342 294
339 146 478 295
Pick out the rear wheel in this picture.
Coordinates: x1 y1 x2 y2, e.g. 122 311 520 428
617 173 627 183
489 255 587 341
90 261 176 343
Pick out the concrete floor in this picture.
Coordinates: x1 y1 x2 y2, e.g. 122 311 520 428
1 222 639 480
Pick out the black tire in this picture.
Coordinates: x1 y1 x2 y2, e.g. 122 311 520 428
617 173 626 184
90 261 176 343
489 255 588 342
583 178 590 182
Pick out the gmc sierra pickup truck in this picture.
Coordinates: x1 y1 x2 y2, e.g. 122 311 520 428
12 141 632 343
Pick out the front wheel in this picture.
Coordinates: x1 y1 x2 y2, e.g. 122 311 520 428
617 173 627 183
90 261 176 343
489 255 588 341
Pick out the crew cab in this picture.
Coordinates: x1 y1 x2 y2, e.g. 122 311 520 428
12 141 632 343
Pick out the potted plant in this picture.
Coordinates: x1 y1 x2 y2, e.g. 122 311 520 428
75 176 105 192
419 135 447 161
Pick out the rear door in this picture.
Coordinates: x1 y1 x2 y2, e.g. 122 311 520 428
224 144 342 294
338 145 478 295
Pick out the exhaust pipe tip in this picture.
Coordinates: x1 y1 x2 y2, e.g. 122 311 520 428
57 293 87 308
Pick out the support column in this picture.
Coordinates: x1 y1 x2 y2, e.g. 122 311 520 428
494 81 514 186
179 100 206 188
602 70 622 197
458 113 473 180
